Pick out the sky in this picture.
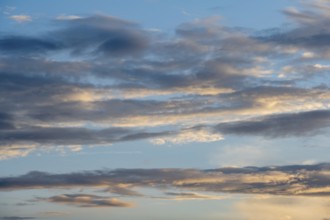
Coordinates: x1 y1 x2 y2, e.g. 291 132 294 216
1 0 330 219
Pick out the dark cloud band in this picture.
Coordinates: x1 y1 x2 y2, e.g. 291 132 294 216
1 163 329 197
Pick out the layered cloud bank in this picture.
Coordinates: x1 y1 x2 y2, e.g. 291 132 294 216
1 164 330 198
2 0 330 159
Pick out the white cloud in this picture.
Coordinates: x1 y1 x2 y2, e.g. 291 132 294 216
150 129 223 145
0 144 37 160
56 15 81 20
10 15 32 23
302 51 315 58
313 63 330 69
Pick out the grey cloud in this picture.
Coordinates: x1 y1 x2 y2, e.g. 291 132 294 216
1 163 330 196
102 185 142 197
0 73 78 109
0 15 148 57
89 17 272 90
0 14 270 91
27 99 180 122
97 32 147 56
0 36 60 55
51 15 149 56
282 7 319 25
0 112 15 130
43 194 133 208
165 192 204 197
0 126 158 145
0 217 36 220
0 57 90 79
1 87 330 149
261 31 330 48
258 3 330 52
1 12 330 156
214 110 330 137
1 65 330 150
0 169 205 190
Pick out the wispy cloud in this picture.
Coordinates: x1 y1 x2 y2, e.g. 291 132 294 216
150 128 223 145
56 15 81 20
213 109 330 137
9 15 32 23
163 192 226 200
40 194 133 208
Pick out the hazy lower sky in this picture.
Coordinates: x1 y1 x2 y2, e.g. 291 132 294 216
1 0 330 219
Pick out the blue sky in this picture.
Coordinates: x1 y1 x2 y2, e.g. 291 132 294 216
1 0 299 31
1 0 330 219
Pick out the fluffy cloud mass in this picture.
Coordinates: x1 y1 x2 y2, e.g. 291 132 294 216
2 0 330 159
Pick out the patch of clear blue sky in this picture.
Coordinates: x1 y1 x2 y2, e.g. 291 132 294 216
1 133 330 176
1 0 300 31
0 188 238 220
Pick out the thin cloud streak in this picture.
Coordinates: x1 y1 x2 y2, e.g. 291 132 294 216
41 194 134 208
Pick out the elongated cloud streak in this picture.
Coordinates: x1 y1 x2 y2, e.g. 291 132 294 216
1 164 330 197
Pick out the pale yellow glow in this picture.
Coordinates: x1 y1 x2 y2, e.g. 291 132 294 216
150 129 223 145
236 196 330 220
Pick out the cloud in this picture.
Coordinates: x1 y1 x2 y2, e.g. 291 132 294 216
1 9 330 158
164 192 225 200
1 163 330 197
258 0 330 60
2 15 148 57
38 212 69 217
0 217 36 220
1 75 329 158
0 144 37 160
0 36 60 54
150 128 223 145
9 15 32 23
51 15 149 56
56 15 81 20
102 185 143 196
0 126 182 159
214 110 330 137
0 112 15 130
41 194 133 208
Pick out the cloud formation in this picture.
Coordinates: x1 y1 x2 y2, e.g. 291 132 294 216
2 0 330 159
163 192 225 200
42 194 133 208
0 37 60 54
214 109 330 137
1 164 330 197
9 15 32 23
0 217 36 220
